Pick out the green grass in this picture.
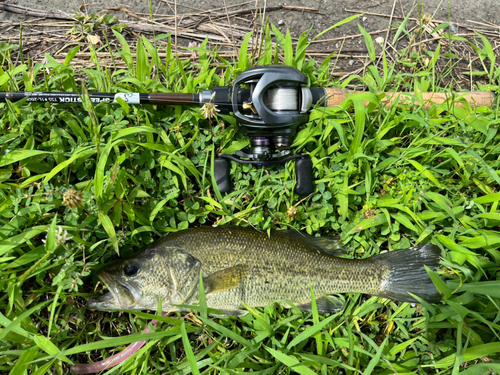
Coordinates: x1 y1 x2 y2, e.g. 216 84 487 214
1 13 500 375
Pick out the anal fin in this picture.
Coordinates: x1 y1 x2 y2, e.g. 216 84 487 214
210 308 249 318
204 264 248 294
296 295 345 314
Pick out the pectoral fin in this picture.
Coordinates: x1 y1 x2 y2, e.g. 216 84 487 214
204 264 248 294
296 295 345 314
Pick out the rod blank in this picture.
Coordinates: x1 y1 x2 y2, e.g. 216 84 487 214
0 91 199 106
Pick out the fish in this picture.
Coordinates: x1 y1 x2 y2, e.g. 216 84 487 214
88 226 442 316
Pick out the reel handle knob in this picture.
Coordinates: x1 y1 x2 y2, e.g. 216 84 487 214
295 156 314 195
214 158 232 193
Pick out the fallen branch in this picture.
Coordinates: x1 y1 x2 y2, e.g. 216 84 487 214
0 3 75 21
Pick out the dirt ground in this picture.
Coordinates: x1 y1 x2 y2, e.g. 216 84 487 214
0 0 498 78
2 0 499 32
1 0 498 46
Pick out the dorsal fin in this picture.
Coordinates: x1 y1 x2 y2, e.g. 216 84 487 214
204 264 248 294
281 230 346 256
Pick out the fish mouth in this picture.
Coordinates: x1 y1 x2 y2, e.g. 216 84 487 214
87 270 142 311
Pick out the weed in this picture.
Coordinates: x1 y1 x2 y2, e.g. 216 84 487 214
0 13 499 375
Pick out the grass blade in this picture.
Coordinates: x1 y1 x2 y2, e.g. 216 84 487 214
265 347 317 375
199 317 255 350
99 213 119 254
358 25 376 61
0 149 50 167
287 314 337 350
435 342 500 368
181 321 201 375
363 337 387 375
312 14 362 41
347 100 366 163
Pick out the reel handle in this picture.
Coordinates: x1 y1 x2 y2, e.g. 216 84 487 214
214 158 232 193
213 156 314 196
295 155 314 196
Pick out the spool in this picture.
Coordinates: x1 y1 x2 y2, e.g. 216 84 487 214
264 87 299 111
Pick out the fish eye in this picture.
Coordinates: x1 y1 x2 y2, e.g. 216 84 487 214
124 264 139 276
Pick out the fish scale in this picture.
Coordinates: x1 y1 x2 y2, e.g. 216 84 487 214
89 226 442 314
132 227 389 309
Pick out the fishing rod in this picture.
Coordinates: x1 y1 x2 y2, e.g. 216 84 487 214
1 65 495 194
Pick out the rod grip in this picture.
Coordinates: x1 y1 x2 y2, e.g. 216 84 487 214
323 88 495 109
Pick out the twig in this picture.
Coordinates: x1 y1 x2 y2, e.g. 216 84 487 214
157 0 254 17
307 53 370 59
467 44 500 65
176 5 317 30
202 23 233 44
0 18 50 25
468 20 500 30
32 41 67 59
282 5 319 13
408 33 477 49
399 0 405 18
345 8 499 33
79 2 101 14
174 0 178 55
376 0 397 67
101 7 149 22
305 48 367 53
250 0 262 60
339 60 373 81
0 3 76 21
222 0 236 51
309 28 389 44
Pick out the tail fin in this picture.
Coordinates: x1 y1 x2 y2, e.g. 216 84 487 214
374 244 442 303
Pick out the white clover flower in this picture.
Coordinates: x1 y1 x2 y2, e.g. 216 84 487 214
201 102 220 119
42 226 74 246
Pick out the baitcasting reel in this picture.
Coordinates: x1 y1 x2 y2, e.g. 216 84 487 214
207 65 325 195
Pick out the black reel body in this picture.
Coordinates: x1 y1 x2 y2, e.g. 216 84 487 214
213 65 317 195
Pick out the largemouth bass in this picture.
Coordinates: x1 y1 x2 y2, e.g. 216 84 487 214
88 226 441 315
